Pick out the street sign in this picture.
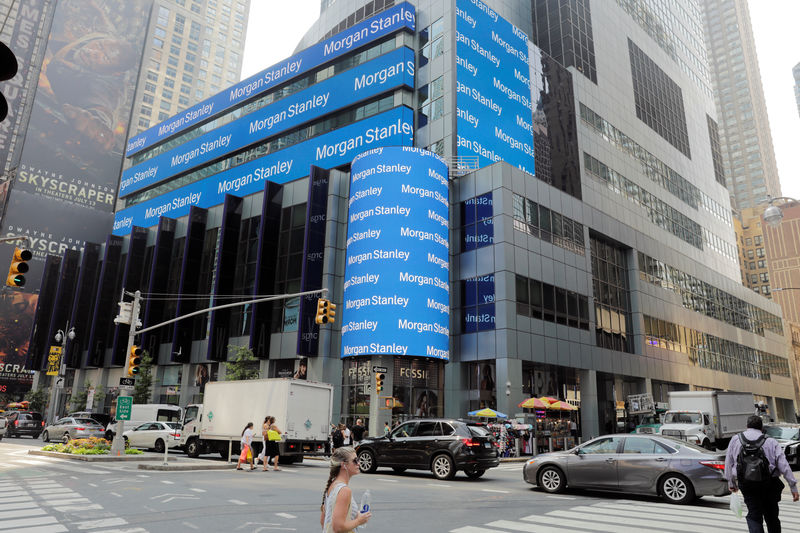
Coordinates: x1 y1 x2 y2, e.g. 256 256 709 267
119 377 135 387
372 366 387 373
46 346 62 376
117 396 133 421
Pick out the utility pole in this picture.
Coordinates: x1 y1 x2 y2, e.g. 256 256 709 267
110 290 141 456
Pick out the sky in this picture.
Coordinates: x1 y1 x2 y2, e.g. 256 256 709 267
242 1 800 202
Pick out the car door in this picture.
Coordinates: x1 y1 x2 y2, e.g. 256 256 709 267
616 436 674 492
53 418 71 438
566 436 623 489
378 422 418 466
405 421 440 467
128 423 152 448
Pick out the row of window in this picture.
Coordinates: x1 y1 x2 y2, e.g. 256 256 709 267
460 274 495 334
584 153 702 250
511 194 586 256
579 104 731 227
591 237 633 353
643 315 790 381
130 36 405 165
515 275 590 331
126 94 404 207
460 193 493 251
637 252 783 336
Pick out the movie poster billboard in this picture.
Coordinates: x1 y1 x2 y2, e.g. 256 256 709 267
15 0 151 212
0 291 38 397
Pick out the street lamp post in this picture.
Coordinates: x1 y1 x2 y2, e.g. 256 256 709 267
47 326 75 426
763 196 799 227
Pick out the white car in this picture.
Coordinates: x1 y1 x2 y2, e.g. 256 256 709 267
123 421 182 452
0 415 7 440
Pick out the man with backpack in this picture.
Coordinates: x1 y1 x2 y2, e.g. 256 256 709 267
725 415 798 532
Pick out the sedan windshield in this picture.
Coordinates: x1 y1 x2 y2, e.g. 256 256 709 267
664 412 702 425
766 426 800 440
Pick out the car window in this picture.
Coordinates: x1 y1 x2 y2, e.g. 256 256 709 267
467 425 491 437
416 421 438 436
76 418 99 425
156 409 181 422
55 418 69 425
391 422 417 438
439 422 456 436
580 437 622 454
166 422 182 430
623 437 672 454
149 423 162 431
134 423 150 431
664 412 702 424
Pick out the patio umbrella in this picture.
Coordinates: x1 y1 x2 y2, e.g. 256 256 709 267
539 396 559 404
468 408 508 418
547 400 577 411
517 397 549 409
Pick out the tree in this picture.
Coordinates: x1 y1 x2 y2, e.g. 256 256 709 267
132 350 154 403
24 386 48 413
223 345 260 380
67 382 107 412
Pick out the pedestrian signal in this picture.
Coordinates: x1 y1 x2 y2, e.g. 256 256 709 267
6 247 31 287
128 346 143 376
375 372 385 393
315 298 330 324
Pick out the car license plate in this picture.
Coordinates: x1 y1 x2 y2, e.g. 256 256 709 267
484 442 491 448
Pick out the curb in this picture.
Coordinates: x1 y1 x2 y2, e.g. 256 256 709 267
138 463 234 471
29 450 171 462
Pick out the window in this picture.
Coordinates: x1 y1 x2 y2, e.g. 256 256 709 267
580 437 622 454
391 422 417 438
416 421 438 436
461 193 493 251
622 437 672 454
461 274 495 333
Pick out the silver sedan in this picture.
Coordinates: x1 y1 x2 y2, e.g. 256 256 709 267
523 434 729 504
43 417 106 443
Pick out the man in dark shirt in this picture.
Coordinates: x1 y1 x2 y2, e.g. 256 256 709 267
351 419 367 445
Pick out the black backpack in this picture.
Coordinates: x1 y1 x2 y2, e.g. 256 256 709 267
332 429 344 448
737 433 770 484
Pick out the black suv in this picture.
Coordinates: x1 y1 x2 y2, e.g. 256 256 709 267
355 418 499 480
4 411 44 438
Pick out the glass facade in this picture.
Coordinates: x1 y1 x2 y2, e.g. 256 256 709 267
512 194 585 256
515 275 589 330
532 0 597 83
591 236 632 353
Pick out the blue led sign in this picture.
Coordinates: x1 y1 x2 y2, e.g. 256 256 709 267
125 2 416 157
455 0 535 174
340 147 450 360
120 48 415 197
112 106 414 235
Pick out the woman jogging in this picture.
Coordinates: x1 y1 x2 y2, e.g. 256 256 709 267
320 446 371 532
264 416 282 471
237 422 255 471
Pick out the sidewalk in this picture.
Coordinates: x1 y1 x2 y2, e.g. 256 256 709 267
28 449 234 471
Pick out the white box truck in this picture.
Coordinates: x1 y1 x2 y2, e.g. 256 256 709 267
180 378 333 462
658 391 753 449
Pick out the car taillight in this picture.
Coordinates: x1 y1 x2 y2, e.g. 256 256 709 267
460 438 480 447
699 460 726 471
75 427 85 431
14 420 18 427
169 433 180 438
41 421 45 427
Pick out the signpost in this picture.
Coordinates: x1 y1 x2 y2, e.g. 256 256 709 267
372 366 387 374
119 377 135 388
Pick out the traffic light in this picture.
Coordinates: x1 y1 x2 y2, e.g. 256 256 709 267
375 372 385 393
6 247 31 287
127 346 143 376
315 298 330 324
326 302 336 324
0 42 19 123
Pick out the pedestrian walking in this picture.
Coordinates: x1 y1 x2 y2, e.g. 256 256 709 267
319 446 371 533
237 422 255 471
257 416 270 466
351 419 367 446
342 423 352 446
383 422 390 436
264 416 282 471
332 424 345 450
725 415 799 532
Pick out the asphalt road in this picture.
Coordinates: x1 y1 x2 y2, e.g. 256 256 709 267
2 435 800 532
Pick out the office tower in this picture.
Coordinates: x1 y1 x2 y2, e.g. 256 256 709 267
794 62 800 118
701 0 781 210
28 1 795 432
735 207 771 296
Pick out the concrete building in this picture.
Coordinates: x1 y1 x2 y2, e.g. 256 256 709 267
700 0 781 210
27 1 796 437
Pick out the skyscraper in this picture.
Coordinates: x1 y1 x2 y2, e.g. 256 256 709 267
793 62 800 118
701 0 781 210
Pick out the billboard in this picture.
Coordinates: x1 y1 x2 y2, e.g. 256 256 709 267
120 47 416 197
455 0 535 175
112 106 415 235
341 147 450 360
15 0 151 212
0 291 37 396
126 2 416 156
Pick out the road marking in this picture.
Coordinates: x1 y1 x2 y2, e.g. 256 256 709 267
0 502 38 512
377 478 398 483
427 483 451 488
0 495 34 504
110 492 123 498
31 488 79 496
90 529 147 533
190 488 206 493
88 483 98 487
150 493 199 503
53 504 103 512
481 489 510 494
0 516 59 530
545 495 575 500
161 480 175 484
182 522 200 530
75 518 129 530
39 498 90 506
0 507 46 520
275 513 296 519
228 499 248 506
450 527 508 533
4 525 67 533
137 474 150 478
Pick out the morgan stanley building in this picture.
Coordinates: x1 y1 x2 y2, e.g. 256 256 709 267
27 1 796 436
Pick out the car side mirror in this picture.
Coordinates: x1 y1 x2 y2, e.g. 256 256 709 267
573 448 583 455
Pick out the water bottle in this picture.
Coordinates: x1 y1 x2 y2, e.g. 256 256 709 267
359 489 371 514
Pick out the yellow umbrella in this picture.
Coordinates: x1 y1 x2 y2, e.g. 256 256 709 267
518 397 549 409
548 400 577 411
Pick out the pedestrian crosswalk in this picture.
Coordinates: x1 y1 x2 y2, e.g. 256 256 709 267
0 454 120 476
0 478 145 533
450 496 800 532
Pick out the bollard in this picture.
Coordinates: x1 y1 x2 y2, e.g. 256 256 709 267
548 437 553 453
163 437 169 466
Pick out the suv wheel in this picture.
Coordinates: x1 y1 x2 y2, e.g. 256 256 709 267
464 468 485 479
538 465 566 493
431 454 455 480
42 431 50 443
357 449 377 473
660 473 694 504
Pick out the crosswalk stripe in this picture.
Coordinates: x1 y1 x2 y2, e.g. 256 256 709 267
7 525 67 533
519 513 667 533
40 498 91 507
91 529 147 533
0 486 22 493
0 515 59 530
75 518 128 530
0 495 34 503
544 509 710 532
450 526 508 533
0 508 46 520
485 520 565 532
562 504 737 528
53 504 103 512
0 501 38 512
31 489 80 496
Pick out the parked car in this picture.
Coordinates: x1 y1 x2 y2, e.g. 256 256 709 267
4 411 44 438
764 424 800 468
123 421 182 452
523 434 729 504
355 418 499 480
43 417 106 443
69 411 112 430
0 414 7 440
106 403 182 440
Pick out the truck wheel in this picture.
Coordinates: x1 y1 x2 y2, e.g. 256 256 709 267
659 473 694 504
186 438 201 458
